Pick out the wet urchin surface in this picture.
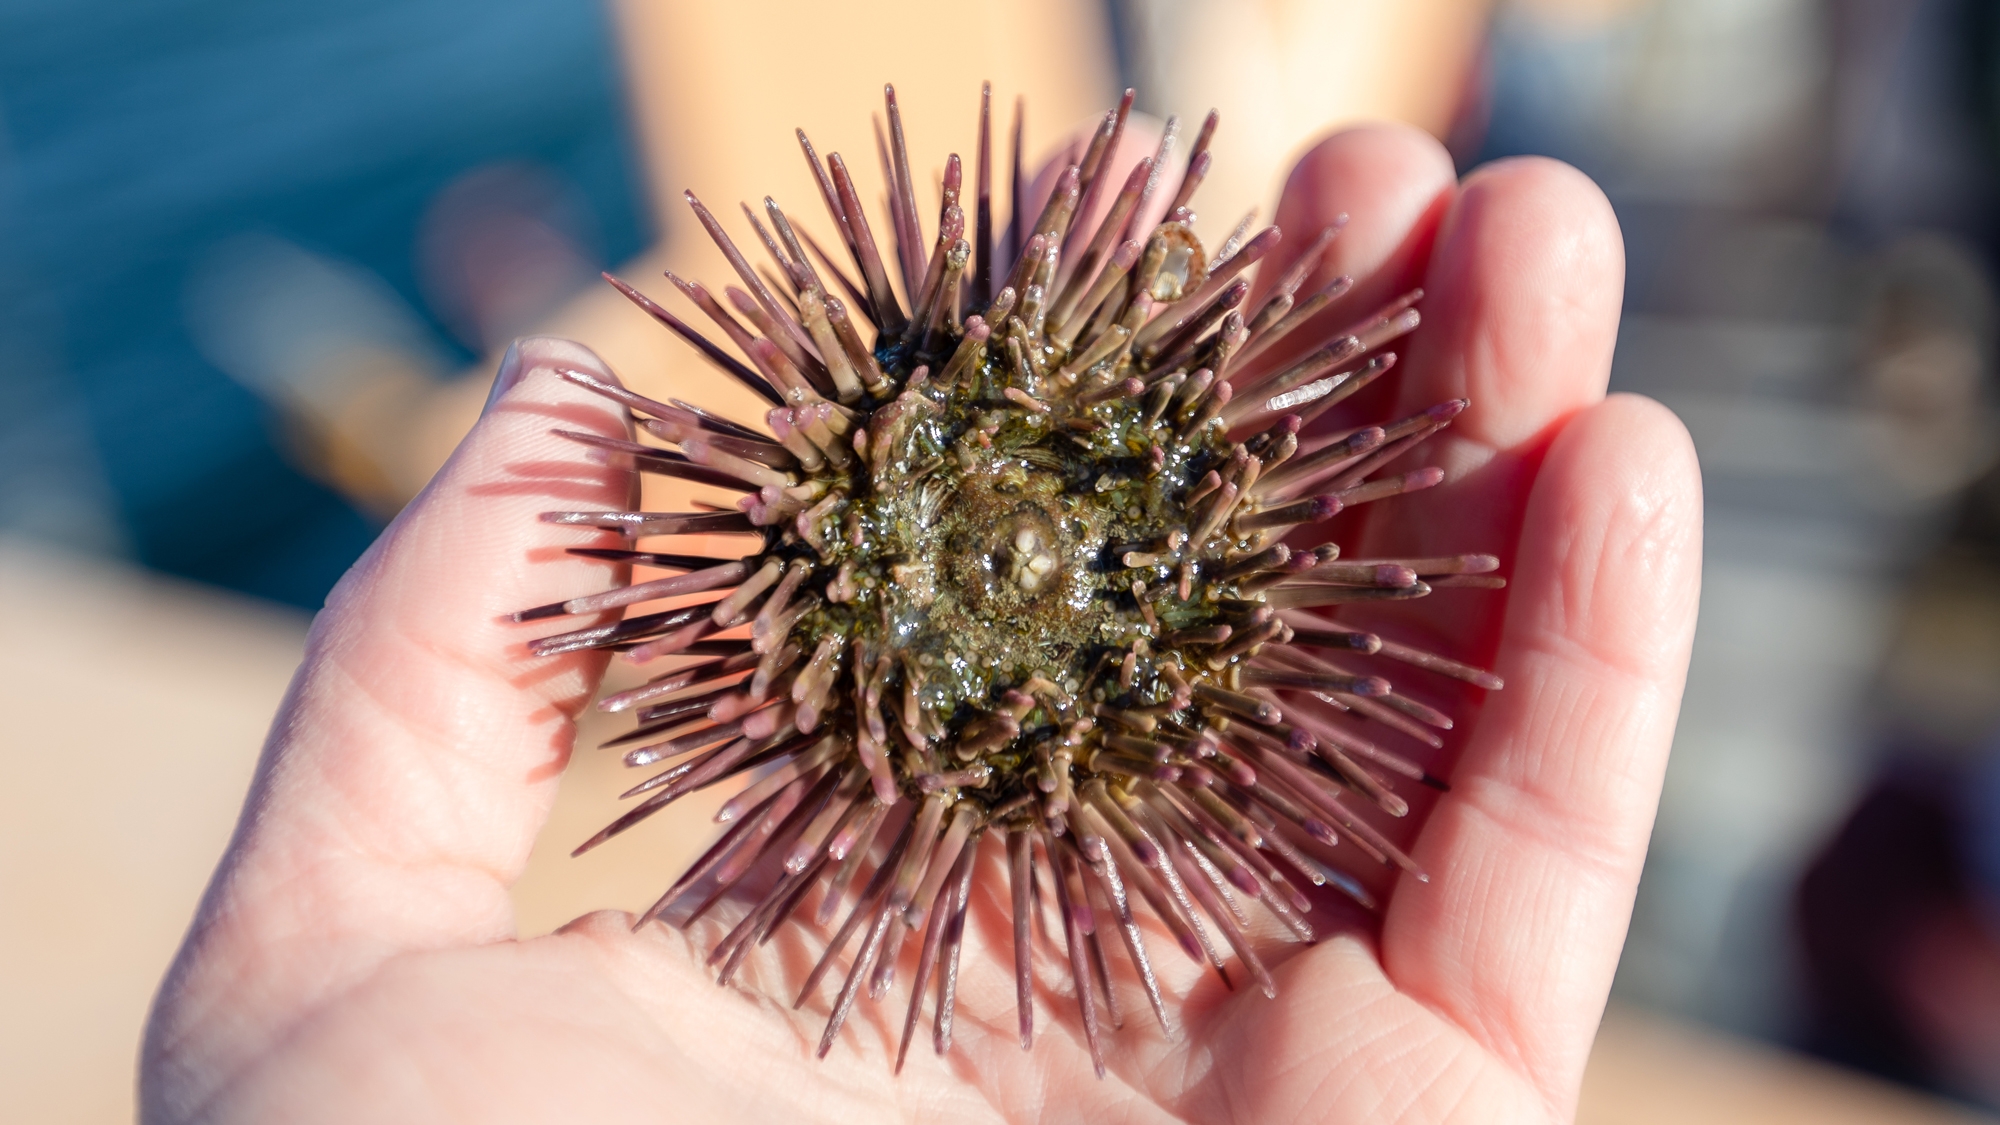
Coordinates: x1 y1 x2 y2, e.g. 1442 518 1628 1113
520 84 1504 1075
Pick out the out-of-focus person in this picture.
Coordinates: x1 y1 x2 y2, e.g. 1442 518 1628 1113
1797 435 2000 1108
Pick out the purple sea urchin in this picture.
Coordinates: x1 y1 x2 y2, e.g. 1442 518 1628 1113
524 85 1503 1075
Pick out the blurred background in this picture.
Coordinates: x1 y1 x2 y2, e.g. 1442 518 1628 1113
4 0 2000 1120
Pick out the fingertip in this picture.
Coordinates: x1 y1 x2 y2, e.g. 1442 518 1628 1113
1456 153 1624 223
482 338 526 415
1456 156 1624 311
349 334 638 674
325 339 629 620
1407 155 1624 450
481 335 627 422
1581 392 1701 493
456 336 638 530
1543 392 1702 543
1517 392 1703 685
1281 121 1458 207
1271 121 1459 300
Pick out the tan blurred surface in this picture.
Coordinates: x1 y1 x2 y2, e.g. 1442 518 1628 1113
0 539 307 1125
1578 1006 1996 1125
510 653 732 938
5 539 1996 1122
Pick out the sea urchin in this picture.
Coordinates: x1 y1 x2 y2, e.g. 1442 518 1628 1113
520 84 1504 1076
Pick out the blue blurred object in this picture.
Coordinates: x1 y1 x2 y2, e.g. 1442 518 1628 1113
0 0 649 607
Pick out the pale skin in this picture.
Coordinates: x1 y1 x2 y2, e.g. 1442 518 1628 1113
141 124 1702 1124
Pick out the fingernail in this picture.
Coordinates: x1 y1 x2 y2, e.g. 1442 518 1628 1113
481 338 527 417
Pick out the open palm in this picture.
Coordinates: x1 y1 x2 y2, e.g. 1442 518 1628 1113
141 124 1700 1124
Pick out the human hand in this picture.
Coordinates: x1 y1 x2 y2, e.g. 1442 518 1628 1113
141 124 1699 1124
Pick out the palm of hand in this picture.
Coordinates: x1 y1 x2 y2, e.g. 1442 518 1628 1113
142 125 1699 1125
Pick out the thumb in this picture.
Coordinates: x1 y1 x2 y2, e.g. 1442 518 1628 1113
147 336 638 1111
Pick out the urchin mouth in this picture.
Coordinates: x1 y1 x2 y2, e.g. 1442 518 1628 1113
517 81 1508 1075
1005 522 1059 592
946 499 1061 602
